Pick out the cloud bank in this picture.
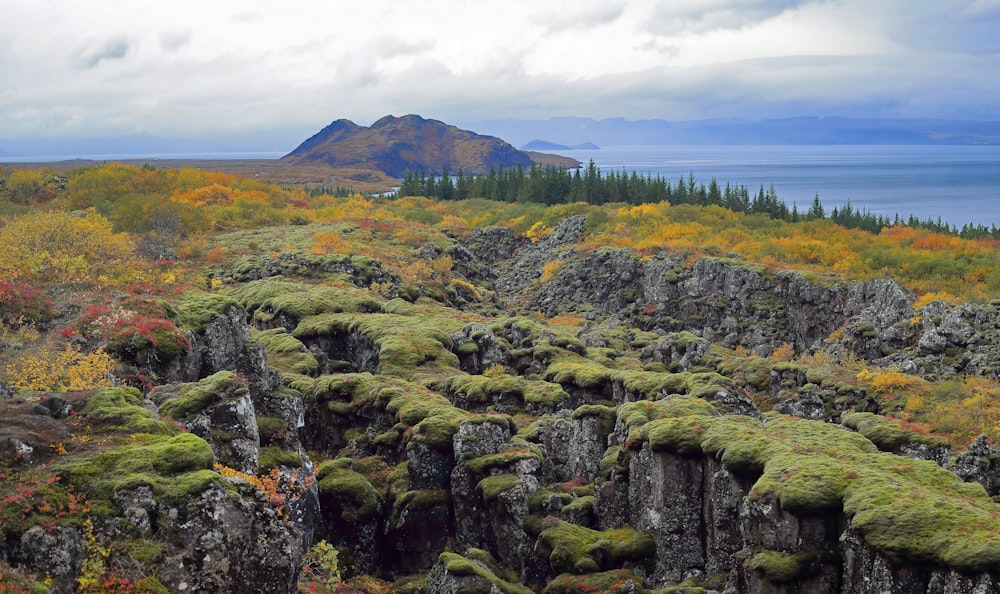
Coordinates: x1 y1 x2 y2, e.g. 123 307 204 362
1 0 998 142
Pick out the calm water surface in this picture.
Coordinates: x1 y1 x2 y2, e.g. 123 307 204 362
561 145 1000 228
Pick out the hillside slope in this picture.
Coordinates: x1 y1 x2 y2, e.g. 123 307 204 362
282 114 575 177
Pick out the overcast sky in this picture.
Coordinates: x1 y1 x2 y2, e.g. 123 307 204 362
2 0 1000 143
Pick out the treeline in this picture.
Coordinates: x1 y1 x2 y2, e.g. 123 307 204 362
395 161 1000 240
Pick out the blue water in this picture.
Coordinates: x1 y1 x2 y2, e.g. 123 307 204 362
560 145 1000 229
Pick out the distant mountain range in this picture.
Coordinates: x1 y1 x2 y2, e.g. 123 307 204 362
281 114 576 177
468 117 1000 148
520 140 600 151
4 116 1000 165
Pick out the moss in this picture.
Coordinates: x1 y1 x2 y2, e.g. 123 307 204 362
571 404 618 436
255 416 288 445
316 460 382 521
538 519 655 575
560 495 594 516
60 433 222 514
624 405 1000 572
252 328 319 375
746 550 818 584
476 474 523 502
618 396 719 443
258 446 302 470
231 277 306 315
121 539 166 565
82 387 175 436
393 489 449 511
154 371 248 422
842 412 949 450
641 416 711 454
543 569 645 594
465 446 540 475
438 552 532 594
600 446 625 478
174 292 239 332
294 311 461 380
249 282 383 325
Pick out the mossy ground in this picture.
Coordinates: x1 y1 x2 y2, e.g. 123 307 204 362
624 403 1000 572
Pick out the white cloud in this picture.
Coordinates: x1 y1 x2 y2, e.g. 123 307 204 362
0 0 998 143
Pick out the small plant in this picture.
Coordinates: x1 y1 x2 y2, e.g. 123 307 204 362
298 539 340 593
482 364 507 378
771 342 795 362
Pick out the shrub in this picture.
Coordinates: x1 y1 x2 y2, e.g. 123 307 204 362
0 280 53 326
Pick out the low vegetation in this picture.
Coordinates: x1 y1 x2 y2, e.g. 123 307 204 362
4 161 1000 591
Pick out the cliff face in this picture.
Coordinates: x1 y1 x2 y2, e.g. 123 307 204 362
282 114 536 177
9 214 1000 593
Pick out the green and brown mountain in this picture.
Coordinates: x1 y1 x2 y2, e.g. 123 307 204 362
281 114 576 177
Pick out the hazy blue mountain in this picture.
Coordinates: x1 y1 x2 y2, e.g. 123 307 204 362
521 139 600 150
467 117 1000 148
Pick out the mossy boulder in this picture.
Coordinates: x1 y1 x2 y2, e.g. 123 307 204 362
537 518 655 575
60 433 222 516
82 387 175 436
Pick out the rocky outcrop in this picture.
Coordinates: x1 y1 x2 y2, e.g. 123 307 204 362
154 485 304 593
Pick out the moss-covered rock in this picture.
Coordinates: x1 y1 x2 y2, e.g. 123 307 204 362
82 387 176 436
60 433 222 516
543 569 646 594
153 371 249 422
316 459 382 521
842 412 949 451
537 518 655 575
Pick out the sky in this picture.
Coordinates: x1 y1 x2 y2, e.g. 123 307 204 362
2 0 1000 148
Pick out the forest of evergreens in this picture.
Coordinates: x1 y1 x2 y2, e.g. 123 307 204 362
397 161 1000 240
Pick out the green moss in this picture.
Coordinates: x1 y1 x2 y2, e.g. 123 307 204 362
747 550 818 584
121 539 166 565
294 310 461 380
255 416 288 445
231 278 306 315
438 551 532 594
538 519 655 575
249 282 383 325
258 446 302 470
477 474 523 502
174 292 239 332
600 446 625 478
60 433 222 514
153 371 248 422
624 405 1000 572
465 446 540 474
640 416 711 454
252 328 319 375
571 404 618 436
393 489 449 511
316 460 382 521
560 495 594 516
82 387 175 436
543 569 645 594
842 412 949 450
618 396 719 439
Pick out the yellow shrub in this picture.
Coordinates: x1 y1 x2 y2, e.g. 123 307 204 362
4 344 115 391
771 342 795 362
540 260 564 283
482 364 507 378
526 221 553 243
913 291 959 309
0 211 136 283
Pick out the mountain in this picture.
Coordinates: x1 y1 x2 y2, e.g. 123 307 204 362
282 114 546 177
521 139 600 151
467 116 1000 147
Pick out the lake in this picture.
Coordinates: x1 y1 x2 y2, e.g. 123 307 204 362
558 145 1000 229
